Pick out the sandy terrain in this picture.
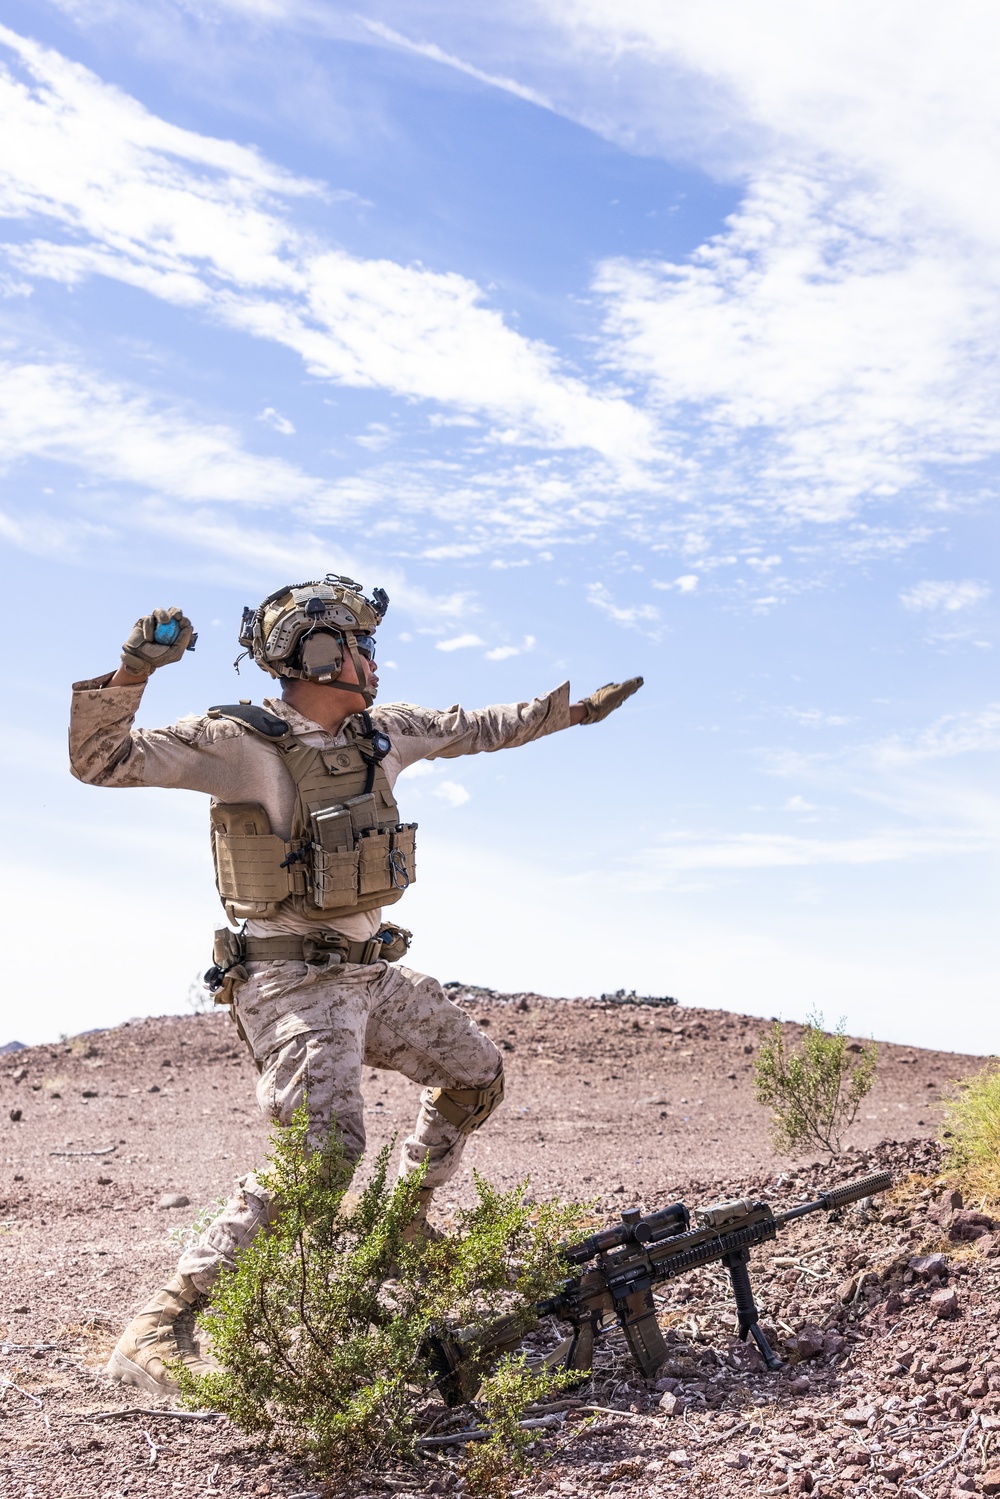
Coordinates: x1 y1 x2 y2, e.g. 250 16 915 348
2 989 996 1499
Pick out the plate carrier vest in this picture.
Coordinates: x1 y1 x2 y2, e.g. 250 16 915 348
206 704 416 925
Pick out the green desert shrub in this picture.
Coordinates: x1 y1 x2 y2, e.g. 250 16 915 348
180 1107 585 1485
753 1012 878 1155
463 1355 578 1496
940 1059 1000 1203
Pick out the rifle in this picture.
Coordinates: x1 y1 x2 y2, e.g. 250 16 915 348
426 1169 892 1405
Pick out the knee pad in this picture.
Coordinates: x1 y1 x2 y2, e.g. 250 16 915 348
430 1059 505 1135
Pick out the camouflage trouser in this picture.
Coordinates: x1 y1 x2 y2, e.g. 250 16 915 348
176 960 501 1294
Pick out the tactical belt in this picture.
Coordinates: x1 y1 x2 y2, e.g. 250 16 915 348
243 931 388 967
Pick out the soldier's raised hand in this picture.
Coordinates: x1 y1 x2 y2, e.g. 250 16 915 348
120 607 197 678
577 676 643 725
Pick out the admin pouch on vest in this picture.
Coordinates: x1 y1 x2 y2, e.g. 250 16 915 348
205 703 417 926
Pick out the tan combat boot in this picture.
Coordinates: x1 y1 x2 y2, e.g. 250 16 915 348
401 1186 443 1247
105 1274 217 1397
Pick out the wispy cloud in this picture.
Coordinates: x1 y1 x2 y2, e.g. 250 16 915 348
433 779 471 807
361 20 555 110
0 24 655 466
436 633 485 651
871 704 1000 766
586 581 660 632
0 356 325 506
644 827 990 873
900 580 990 612
407 3 1000 525
257 405 295 435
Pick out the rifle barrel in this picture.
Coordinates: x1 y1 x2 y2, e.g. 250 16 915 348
773 1169 893 1227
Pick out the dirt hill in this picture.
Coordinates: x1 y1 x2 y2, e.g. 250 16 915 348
2 991 995 1499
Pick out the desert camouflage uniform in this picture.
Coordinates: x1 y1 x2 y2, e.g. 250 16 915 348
69 677 570 1291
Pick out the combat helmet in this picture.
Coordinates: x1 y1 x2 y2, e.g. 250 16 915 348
238 573 388 706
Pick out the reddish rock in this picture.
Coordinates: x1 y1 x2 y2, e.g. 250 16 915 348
939 1355 970 1375
909 1253 948 1280
789 1325 825 1361
930 1286 959 1318
980 1472 1000 1495
949 1210 994 1242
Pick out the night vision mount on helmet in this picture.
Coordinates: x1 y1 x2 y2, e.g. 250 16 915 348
238 574 388 706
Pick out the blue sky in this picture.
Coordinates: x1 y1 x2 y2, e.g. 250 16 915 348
1 0 996 1051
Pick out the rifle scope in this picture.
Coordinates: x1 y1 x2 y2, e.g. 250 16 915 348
562 1201 690 1265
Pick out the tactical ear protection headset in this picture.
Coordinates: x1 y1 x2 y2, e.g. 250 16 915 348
238 573 388 707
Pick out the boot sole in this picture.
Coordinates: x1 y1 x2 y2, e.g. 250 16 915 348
105 1347 178 1398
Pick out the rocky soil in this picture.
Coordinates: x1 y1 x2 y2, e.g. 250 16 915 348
2 988 996 1499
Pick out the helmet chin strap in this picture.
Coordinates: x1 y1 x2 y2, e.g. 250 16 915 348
341 630 376 708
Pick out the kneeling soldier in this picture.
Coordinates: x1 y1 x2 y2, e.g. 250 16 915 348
69 574 642 1396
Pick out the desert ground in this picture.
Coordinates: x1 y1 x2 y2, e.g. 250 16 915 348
2 987 997 1499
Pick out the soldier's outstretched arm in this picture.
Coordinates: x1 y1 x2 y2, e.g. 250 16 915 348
380 676 644 769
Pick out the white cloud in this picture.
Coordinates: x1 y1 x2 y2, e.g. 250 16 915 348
433 780 471 807
900 580 990 613
0 24 656 466
652 574 698 593
871 705 1000 766
0 356 322 506
586 581 660 632
257 405 295 435
645 827 989 873
787 709 853 729
395 2 1000 522
361 19 555 110
396 760 438 779
436 633 485 651
354 422 394 452
484 634 535 661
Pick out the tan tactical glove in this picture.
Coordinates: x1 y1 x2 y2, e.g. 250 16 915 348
579 676 644 725
120 607 196 678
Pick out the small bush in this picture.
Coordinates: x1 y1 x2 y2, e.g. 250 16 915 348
753 1012 878 1155
940 1060 1000 1203
181 1107 585 1484
463 1355 577 1496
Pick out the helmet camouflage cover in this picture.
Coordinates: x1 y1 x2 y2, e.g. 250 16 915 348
239 574 388 701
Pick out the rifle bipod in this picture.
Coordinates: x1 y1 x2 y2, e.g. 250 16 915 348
723 1247 782 1370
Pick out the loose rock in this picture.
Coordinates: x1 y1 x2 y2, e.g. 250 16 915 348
910 1252 948 1279
930 1286 959 1318
158 1192 191 1209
